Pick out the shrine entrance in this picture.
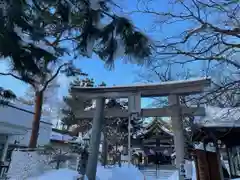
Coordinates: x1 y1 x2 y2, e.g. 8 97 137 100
131 117 174 166
70 78 210 180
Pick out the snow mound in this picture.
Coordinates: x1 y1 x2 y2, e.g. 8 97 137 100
26 168 80 180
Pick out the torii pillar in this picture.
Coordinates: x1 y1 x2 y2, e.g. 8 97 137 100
86 98 105 180
169 95 185 169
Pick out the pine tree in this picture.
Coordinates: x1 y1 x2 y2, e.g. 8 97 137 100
0 0 152 148
0 0 63 79
61 77 96 133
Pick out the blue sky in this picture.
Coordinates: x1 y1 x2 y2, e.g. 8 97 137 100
0 0 188 108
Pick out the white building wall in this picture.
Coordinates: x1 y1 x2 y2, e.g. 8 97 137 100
0 104 33 128
0 103 52 147
8 122 52 146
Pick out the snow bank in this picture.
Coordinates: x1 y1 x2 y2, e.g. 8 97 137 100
27 168 80 180
8 151 52 179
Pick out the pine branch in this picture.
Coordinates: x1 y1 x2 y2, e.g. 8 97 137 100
0 72 26 82
0 72 36 88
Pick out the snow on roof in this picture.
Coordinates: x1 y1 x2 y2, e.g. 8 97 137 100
8 102 34 113
50 131 73 142
137 118 173 136
196 106 240 127
7 102 52 124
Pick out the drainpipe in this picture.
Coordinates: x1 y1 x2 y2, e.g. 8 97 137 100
1 135 9 162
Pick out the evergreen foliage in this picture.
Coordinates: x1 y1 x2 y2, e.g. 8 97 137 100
61 76 97 131
0 0 152 82
0 87 16 105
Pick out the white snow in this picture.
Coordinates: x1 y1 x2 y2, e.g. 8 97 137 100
50 131 74 142
109 164 145 180
196 106 240 127
73 77 210 90
26 168 80 180
25 163 147 180
15 161 217 180
136 119 173 137
194 142 216 152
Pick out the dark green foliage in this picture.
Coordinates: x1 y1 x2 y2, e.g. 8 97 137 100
0 87 16 105
60 63 88 77
97 17 152 67
37 0 152 68
61 108 76 128
61 76 103 130
0 0 152 86
0 0 57 79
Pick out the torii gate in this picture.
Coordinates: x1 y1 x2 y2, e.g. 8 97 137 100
70 78 211 180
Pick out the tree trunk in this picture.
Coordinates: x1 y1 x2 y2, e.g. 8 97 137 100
28 91 43 148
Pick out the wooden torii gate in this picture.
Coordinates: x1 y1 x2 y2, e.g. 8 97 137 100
70 78 211 180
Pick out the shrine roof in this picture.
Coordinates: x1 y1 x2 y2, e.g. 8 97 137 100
136 118 173 138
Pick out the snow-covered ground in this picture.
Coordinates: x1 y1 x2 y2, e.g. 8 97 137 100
15 162 240 180
25 164 146 180
26 169 80 180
